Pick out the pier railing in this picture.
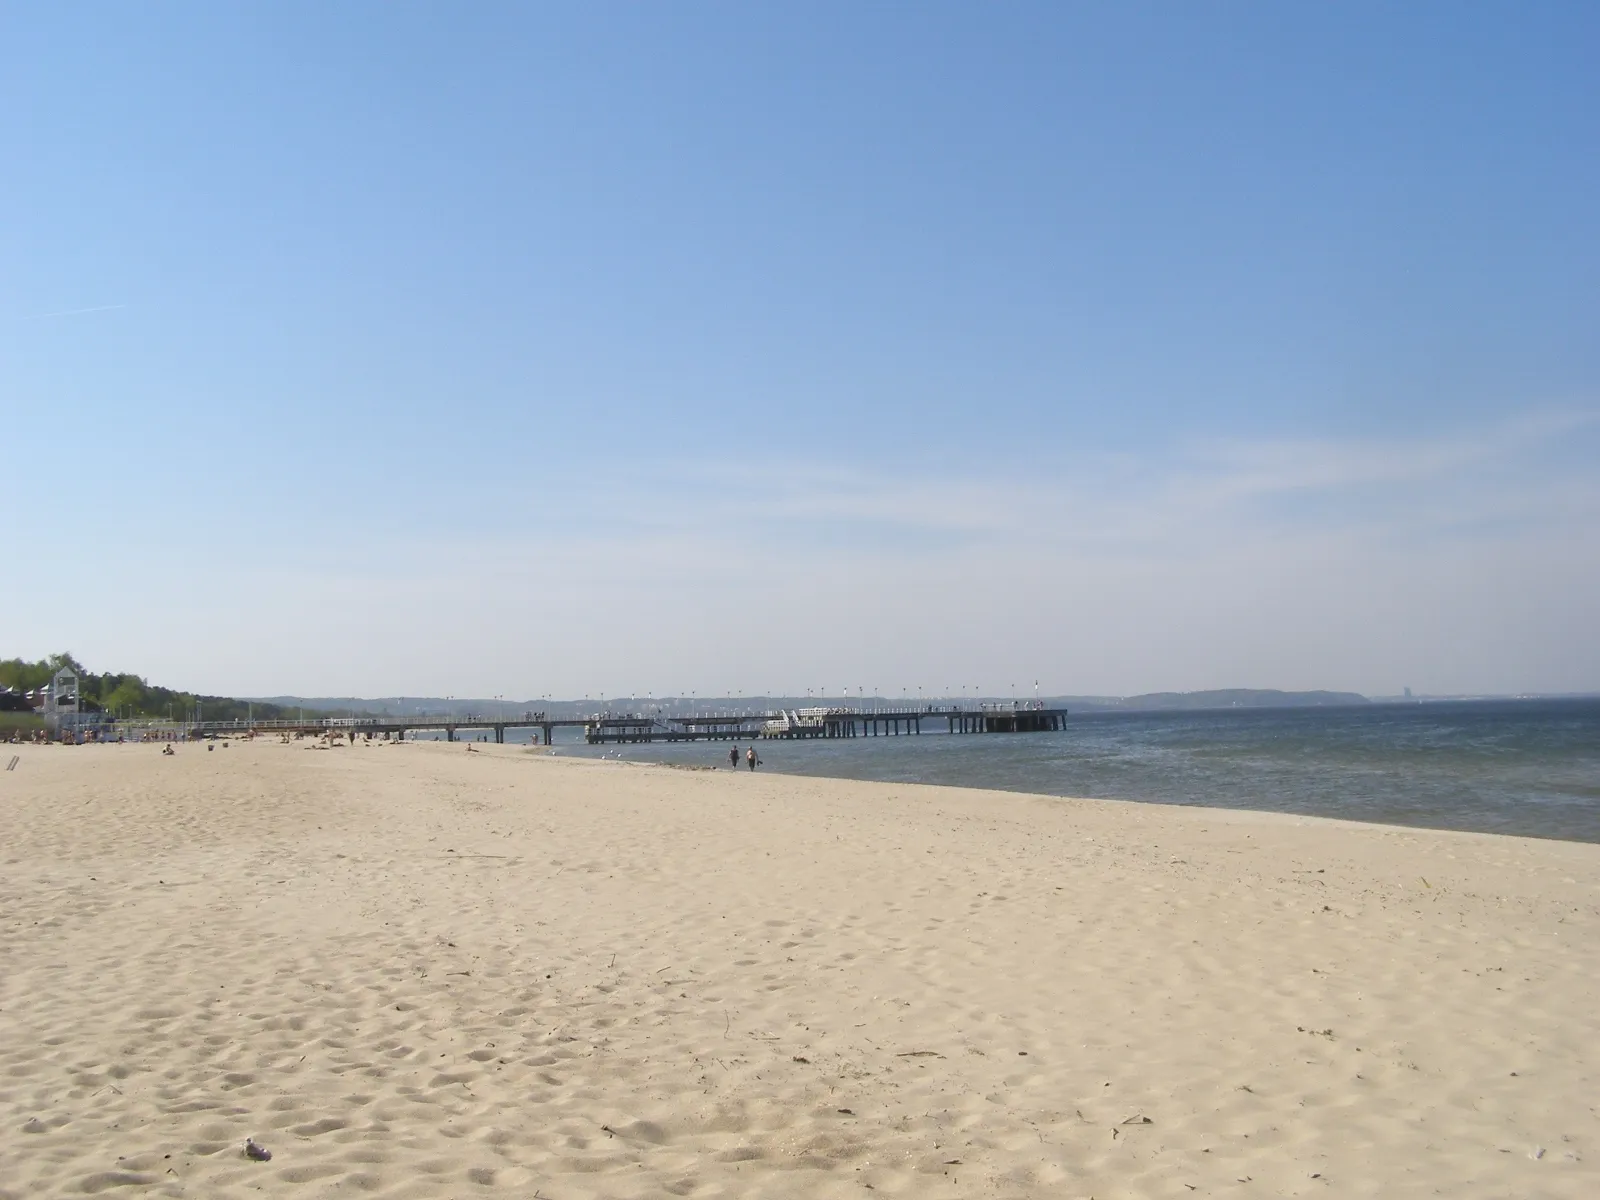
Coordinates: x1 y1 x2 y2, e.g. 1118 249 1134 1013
102 701 1066 744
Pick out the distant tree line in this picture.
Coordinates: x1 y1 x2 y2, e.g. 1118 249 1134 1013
0 652 333 722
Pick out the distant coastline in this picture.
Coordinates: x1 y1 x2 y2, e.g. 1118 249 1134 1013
250 687 1373 719
250 687 1596 720
10 653 1595 728
1063 688 1367 711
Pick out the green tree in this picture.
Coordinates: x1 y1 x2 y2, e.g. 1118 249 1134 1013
5 650 347 723
47 651 88 677
101 676 151 717
0 657 55 693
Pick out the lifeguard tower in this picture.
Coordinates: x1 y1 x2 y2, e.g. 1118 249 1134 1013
44 667 92 740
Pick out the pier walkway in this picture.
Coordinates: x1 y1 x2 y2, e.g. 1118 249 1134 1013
112 704 1068 746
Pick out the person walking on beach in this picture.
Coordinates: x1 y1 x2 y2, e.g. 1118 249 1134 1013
746 746 759 771
729 746 739 770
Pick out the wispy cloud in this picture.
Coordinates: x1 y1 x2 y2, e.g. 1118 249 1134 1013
598 408 1600 556
16 303 126 321
1181 409 1599 498
21 408 1596 697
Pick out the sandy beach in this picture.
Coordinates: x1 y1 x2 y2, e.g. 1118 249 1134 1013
1 739 1596 1198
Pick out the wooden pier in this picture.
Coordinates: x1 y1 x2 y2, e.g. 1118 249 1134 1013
116 712 581 745
584 704 1068 744
946 708 1066 734
114 704 1068 746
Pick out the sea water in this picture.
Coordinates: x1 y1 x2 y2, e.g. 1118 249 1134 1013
546 699 1600 843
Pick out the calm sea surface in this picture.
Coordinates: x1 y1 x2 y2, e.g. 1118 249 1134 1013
542 699 1600 844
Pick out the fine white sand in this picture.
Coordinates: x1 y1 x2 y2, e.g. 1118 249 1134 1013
1 739 1596 1198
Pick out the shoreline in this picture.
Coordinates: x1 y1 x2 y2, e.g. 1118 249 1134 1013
568 739 1600 850
549 718 1600 846
3 740 1596 1197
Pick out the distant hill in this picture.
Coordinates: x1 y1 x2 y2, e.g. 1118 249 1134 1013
0 652 337 723
255 689 1373 716
1064 689 1370 711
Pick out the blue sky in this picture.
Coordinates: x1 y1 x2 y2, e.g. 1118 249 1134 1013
3 2 1596 698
